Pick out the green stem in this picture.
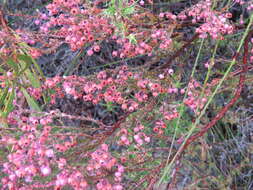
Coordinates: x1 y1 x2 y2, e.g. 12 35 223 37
158 13 253 186
159 38 205 185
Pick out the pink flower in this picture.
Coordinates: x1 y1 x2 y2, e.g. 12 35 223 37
93 45 100 52
115 172 121 178
40 165 51 176
87 49 94 56
113 184 123 190
45 149 54 158
144 136 150 143
168 69 174 75
34 20 40 25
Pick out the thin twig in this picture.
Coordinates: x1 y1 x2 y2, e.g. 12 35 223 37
157 34 199 70
182 29 252 151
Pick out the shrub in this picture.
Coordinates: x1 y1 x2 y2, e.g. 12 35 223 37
0 0 253 189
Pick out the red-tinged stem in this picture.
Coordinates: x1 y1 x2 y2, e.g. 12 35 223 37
182 29 252 149
162 30 253 190
165 29 253 189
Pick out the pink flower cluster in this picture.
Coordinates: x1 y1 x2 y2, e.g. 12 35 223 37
183 80 209 114
54 170 88 190
0 106 93 190
182 0 234 39
33 0 176 58
114 38 153 58
113 26 174 58
118 123 150 147
87 144 124 190
0 29 41 58
118 128 131 146
159 12 177 20
133 124 151 146
1 0 250 189
163 110 179 121
38 0 114 51
39 66 176 113
153 120 167 134
1 123 55 189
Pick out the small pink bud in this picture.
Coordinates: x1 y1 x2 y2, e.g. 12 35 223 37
56 178 67 186
134 127 139 132
144 136 150 143
205 62 209 68
177 136 184 144
113 184 123 190
152 92 159 97
9 174 16 181
134 135 139 141
93 45 100 52
101 144 108 151
140 0 144 5
158 74 165 79
168 88 173 93
45 149 54 158
168 69 174 75
112 51 118 57
128 106 135 112
7 72 12 77
121 135 127 141
35 20 40 25
40 166 51 176
172 88 178 93
115 172 122 178
159 13 165 18
118 165 124 173
87 49 94 56
201 98 207 103
137 139 143 145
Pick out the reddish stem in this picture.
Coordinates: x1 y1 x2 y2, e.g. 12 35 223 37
183 29 252 149
167 29 253 188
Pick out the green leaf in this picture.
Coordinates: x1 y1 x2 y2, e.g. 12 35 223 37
25 69 41 88
127 34 137 45
2 88 15 117
115 22 126 36
0 87 9 108
21 87 41 112
121 6 135 16
6 58 19 73
106 101 114 111
174 81 183 88
103 6 116 16
18 54 41 88
17 54 33 76
0 66 5 73
17 54 33 66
